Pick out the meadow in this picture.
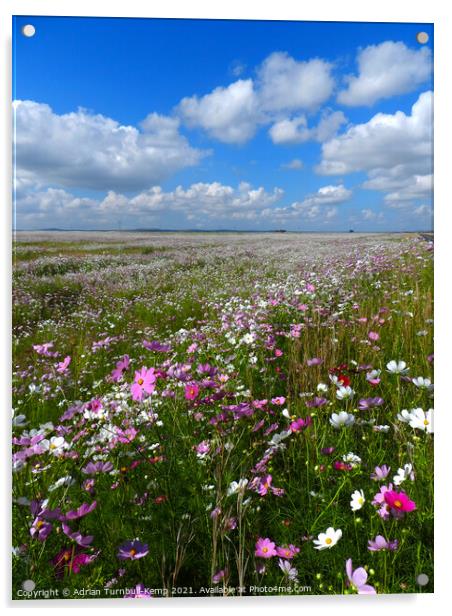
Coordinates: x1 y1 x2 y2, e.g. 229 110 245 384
12 231 434 599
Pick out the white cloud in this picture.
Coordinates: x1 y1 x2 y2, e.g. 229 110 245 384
317 91 433 207
261 184 351 222
413 204 433 217
338 41 432 106
177 79 260 144
257 52 334 113
16 181 285 228
177 51 335 144
269 110 346 145
281 159 304 170
13 100 206 192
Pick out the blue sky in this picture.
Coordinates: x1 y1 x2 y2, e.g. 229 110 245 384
13 16 433 231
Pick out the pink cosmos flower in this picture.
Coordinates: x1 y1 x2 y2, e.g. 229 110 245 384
196 441 210 456
271 396 286 406
111 355 130 382
56 356 71 373
370 465 390 481
345 559 376 594
131 367 156 401
367 535 398 552
384 490 416 514
276 544 300 559
255 537 277 559
257 475 273 496
368 331 380 341
184 383 200 400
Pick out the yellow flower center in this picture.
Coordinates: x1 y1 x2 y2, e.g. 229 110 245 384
325 538 332 545
424 419 429 425
262 547 268 553
358 498 364 504
394 500 402 508
130 549 136 557
37 520 44 528
137 378 144 385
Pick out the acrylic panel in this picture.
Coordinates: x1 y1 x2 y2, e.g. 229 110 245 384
12 15 434 600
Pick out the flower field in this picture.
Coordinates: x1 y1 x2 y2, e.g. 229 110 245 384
12 231 434 598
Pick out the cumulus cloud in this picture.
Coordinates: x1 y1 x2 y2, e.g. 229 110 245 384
269 110 346 145
177 79 260 144
177 52 335 144
257 52 334 113
15 181 285 229
361 208 384 221
317 91 433 206
261 184 351 222
13 100 207 192
338 41 432 106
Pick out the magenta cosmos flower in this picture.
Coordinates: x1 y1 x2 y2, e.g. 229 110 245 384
117 539 149 560
131 367 156 401
345 559 376 594
255 537 277 559
384 490 416 514
184 383 200 400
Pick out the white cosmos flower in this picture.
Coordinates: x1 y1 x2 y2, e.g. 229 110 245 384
350 489 365 511
48 475 76 492
313 527 342 550
40 436 70 455
386 360 409 374
317 382 328 392
393 464 415 486
227 478 249 496
330 411 355 429
408 408 434 433
12 413 28 428
412 376 433 390
397 409 413 423
336 386 354 400
343 453 361 467
241 333 255 345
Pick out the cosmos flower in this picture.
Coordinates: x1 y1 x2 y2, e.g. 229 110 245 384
366 369 381 385
131 367 156 402
62 523 93 547
345 559 376 594
255 537 277 559
227 479 249 496
384 489 416 514
393 463 415 486
329 411 355 429
56 356 71 374
386 360 409 374
367 535 399 552
411 376 433 390
350 489 365 511
408 408 434 433
368 331 380 341
276 544 300 559
336 386 354 400
358 397 384 410
117 539 149 560
313 527 342 550
278 559 299 581
370 465 391 481
30 517 52 541
184 383 200 400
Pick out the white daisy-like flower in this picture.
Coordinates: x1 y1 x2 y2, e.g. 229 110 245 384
386 360 409 374
397 409 414 423
393 464 415 486
350 489 365 511
313 527 342 550
227 478 249 496
48 475 76 492
408 408 433 433
40 436 70 456
412 376 433 390
336 386 354 400
317 382 328 393
343 452 361 467
330 411 355 429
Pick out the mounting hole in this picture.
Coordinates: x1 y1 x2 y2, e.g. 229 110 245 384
416 32 429 44
22 24 36 38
